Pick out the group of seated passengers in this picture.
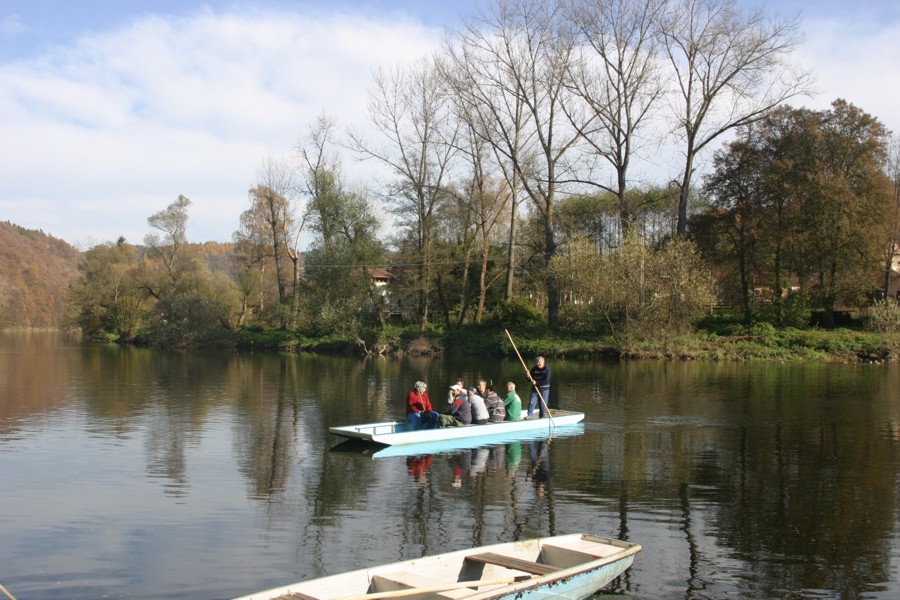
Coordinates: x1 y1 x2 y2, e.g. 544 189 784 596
405 378 523 430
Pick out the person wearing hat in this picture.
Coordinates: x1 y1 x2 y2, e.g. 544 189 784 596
445 383 472 425
468 386 489 425
447 378 464 405
406 381 438 430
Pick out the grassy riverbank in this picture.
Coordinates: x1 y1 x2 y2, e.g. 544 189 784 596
232 322 900 363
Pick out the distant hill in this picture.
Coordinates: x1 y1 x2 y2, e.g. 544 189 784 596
0 223 241 329
0 222 81 328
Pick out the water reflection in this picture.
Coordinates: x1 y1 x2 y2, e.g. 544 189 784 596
525 439 551 498
2 333 900 600
407 454 432 484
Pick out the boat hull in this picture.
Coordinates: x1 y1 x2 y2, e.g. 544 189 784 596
329 410 585 446
367 423 584 458
233 533 640 600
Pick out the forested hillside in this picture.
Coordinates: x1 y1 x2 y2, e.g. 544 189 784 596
0 222 82 328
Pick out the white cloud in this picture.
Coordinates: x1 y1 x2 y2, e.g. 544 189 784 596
795 13 900 133
2 3 899 249
0 14 25 38
0 8 441 247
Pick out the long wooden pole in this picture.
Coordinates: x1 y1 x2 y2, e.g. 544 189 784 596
336 574 533 600
504 329 555 428
0 583 17 600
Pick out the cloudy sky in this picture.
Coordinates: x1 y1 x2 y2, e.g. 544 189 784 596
2 0 898 248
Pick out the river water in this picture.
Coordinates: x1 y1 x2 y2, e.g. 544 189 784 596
1 331 899 599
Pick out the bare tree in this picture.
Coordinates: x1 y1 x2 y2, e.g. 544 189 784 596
661 0 813 235
144 194 191 287
237 156 305 328
298 114 345 250
233 191 274 314
444 34 529 303
446 0 582 330
349 57 459 331
884 135 900 299
566 0 667 235
446 92 514 324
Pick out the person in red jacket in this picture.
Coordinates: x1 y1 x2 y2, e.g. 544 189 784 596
406 381 438 429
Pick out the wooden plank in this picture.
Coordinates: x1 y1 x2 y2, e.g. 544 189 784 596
372 570 434 588
464 552 558 576
368 570 489 599
275 592 321 600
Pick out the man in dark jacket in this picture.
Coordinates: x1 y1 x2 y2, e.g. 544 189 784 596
527 356 550 419
445 384 472 425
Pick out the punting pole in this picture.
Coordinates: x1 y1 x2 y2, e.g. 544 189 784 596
504 329 556 428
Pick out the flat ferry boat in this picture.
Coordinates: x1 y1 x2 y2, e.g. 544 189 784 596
329 410 585 447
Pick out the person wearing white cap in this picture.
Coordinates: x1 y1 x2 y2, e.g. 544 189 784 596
445 383 471 425
447 378 464 404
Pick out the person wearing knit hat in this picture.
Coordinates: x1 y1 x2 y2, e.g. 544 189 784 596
405 381 438 430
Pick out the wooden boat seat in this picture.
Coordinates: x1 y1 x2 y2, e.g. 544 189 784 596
370 570 473 599
277 592 320 600
538 543 606 569
464 552 558 576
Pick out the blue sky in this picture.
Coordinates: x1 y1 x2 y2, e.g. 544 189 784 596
2 1 899 247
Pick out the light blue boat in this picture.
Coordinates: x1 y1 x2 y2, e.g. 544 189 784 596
366 422 584 458
329 409 585 450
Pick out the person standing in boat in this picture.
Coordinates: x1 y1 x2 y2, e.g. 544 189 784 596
484 384 506 422
468 387 489 424
503 381 522 421
526 355 550 419
406 381 438 429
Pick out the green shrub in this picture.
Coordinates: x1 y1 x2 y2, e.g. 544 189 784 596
146 293 233 348
486 299 544 329
748 321 776 336
866 299 900 333
697 309 745 336
754 292 811 329
558 304 612 335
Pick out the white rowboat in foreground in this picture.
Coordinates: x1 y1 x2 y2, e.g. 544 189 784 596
233 533 641 600
329 410 585 447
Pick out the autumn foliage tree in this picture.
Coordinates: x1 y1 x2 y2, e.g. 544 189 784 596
0 222 80 328
700 100 893 326
69 236 145 339
550 232 715 340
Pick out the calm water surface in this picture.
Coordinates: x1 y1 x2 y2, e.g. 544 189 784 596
1 331 899 599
